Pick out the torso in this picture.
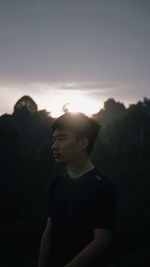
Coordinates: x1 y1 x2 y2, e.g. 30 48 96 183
49 168 115 266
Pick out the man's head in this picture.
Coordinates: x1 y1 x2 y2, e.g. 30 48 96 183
51 112 101 164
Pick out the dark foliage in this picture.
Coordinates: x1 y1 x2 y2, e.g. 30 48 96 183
0 96 150 266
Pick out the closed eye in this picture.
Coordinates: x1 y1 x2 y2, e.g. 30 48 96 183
58 137 66 141
52 134 67 141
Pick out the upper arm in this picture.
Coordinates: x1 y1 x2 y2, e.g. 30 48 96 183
91 178 117 230
89 178 117 250
94 228 112 243
43 217 52 235
93 228 113 252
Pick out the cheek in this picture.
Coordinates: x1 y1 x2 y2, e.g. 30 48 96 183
62 141 79 155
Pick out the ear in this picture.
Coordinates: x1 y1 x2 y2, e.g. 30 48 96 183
79 137 88 151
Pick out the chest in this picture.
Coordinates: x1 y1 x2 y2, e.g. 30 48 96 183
51 180 100 224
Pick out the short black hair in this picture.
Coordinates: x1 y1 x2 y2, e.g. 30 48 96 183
51 112 101 155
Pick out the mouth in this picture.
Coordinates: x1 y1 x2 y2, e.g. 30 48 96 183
53 153 61 158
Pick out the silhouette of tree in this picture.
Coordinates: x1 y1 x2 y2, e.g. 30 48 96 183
143 97 150 114
93 98 126 128
14 95 38 114
0 95 150 266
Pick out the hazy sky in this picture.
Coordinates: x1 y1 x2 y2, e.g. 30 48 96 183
0 0 150 116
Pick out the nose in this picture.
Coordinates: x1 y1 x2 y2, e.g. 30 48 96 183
51 140 59 151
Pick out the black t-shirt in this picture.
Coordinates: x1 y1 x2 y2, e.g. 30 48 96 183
47 168 117 267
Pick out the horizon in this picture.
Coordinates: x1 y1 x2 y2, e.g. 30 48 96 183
0 1 150 117
0 93 149 119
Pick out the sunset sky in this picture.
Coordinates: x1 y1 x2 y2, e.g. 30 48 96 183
0 0 150 117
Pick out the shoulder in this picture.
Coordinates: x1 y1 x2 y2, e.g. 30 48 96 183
91 168 116 197
92 168 114 186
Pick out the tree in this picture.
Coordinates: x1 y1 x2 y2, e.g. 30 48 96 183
93 98 126 128
13 95 38 114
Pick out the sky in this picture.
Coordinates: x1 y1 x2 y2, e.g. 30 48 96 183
0 0 150 117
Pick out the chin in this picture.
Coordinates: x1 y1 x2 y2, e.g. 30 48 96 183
55 158 66 164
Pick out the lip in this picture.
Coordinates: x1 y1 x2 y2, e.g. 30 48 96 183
53 153 61 157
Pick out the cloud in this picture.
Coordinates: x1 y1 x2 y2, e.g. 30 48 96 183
27 81 116 95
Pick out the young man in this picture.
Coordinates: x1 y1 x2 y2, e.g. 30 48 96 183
38 112 117 267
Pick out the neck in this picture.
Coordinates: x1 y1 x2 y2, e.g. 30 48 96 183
66 157 95 179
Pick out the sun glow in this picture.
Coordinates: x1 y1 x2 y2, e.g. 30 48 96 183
62 95 98 115
36 90 102 118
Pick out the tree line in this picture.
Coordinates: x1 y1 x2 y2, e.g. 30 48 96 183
0 95 150 266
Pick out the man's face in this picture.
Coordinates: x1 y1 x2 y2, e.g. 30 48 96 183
51 128 85 164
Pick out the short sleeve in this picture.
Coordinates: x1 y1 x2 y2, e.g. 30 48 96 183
91 179 117 230
47 178 58 218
